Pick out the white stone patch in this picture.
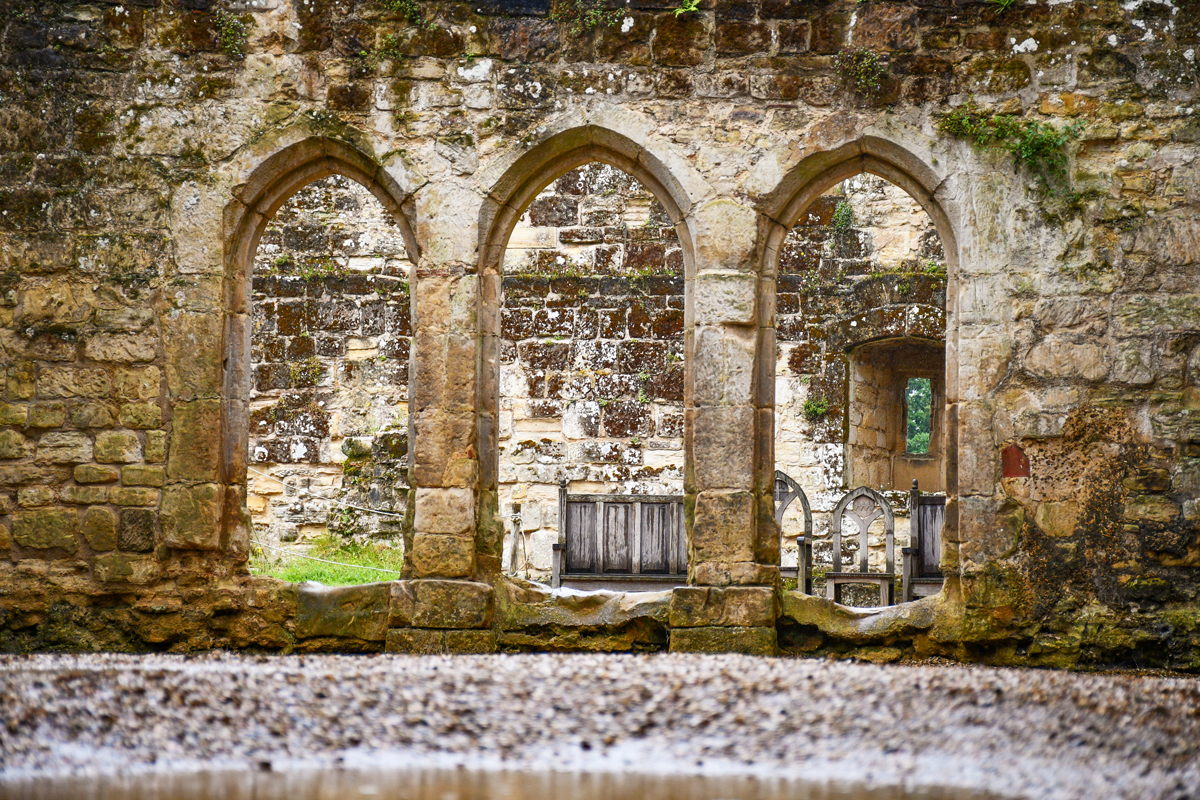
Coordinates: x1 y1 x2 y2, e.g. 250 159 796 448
1011 37 1039 54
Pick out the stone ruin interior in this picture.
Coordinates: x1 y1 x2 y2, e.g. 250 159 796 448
0 0 1197 667
248 165 948 610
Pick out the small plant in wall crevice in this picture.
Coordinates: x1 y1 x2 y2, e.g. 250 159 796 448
212 8 250 58
803 397 829 420
550 0 623 37
833 48 887 103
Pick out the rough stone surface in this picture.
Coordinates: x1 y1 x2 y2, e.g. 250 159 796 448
296 583 391 642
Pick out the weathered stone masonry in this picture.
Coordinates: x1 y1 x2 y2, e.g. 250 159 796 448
0 0 1198 666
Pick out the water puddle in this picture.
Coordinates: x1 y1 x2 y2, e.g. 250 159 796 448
4 763 1008 800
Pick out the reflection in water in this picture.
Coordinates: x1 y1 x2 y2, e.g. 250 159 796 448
5 764 1005 800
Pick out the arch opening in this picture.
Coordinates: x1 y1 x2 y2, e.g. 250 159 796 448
223 139 418 583
481 142 696 591
769 162 952 608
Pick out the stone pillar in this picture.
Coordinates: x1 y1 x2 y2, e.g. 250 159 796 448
674 198 777 655
684 198 775 588
407 181 483 580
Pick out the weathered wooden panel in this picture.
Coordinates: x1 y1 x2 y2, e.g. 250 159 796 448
603 503 632 573
918 500 944 578
565 501 596 573
639 503 671 573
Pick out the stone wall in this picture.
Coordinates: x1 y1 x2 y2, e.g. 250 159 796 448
0 0 1197 667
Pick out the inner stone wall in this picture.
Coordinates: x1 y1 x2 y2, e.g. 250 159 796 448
248 176 412 550
498 164 685 578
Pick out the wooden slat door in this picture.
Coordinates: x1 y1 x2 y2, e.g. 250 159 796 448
639 503 671 573
917 499 944 578
602 503 632 573
565 501 597 573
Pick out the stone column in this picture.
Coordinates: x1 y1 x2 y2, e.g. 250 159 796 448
407 181 483 580
674 198 776 655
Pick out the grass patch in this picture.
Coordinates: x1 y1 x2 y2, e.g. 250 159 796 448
252 535 404 586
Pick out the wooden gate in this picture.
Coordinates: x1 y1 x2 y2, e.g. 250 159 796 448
552 480 687 591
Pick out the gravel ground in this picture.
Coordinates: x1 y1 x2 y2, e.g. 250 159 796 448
1 653 1198 800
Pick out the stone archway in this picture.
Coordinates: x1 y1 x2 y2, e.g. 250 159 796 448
221 137 420 556
475 123 705 581
758 132 964 606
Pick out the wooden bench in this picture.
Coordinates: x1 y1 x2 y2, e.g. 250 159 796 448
824 486 896 607
552 480 687 592
775 470 813 594
902 479 945 602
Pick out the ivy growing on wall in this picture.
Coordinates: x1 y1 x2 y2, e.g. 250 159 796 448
936 102 1085 195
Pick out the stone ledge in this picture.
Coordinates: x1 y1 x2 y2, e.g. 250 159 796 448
385 627 497 654
668 625 778 656
389 579 495 629
669 586 776 628
296 582 390 641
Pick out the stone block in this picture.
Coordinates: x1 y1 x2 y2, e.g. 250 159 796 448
390 579 495 629
413 487 475 535
36 366 110 400
694 272 757 326
114 367 162 402
691 326 755 407
1025 337 1108 382
0 520 9 550
74 464 120 483
168 399 221 481
0 429 34 459
690 406 754 490
36 432 92 463
60 485 108 504
119 403 163 429
385 628 497 654
12 508 77 551
669 586 775 628
161 483 223 550
1125 495 1180 524
410 532 475 578
123 465 165 487
69 401 116 429
693 198 756 273
1034 501 1079 539
27 403 66 428
93 553 160 585
17 486 54 507
163 312 223 399
119 508 157 552
83 333 157 363
95 431 141 463
110 487 160 506
145 431 167 463
691 561 778 587
691 490 755 563
0 403 27 426
669 625 777 656
82 507 117 552
296 582 390 641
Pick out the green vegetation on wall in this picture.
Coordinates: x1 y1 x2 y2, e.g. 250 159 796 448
936 102 1085 195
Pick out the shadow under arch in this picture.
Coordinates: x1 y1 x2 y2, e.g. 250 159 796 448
220 136 420 490
759 134 960 605
474 125 703 573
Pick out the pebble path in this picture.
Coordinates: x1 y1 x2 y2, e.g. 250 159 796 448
1 653 1198 799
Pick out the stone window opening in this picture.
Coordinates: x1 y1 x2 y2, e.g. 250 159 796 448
496 162 685 584
774 174 947 605
244 174 413 580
